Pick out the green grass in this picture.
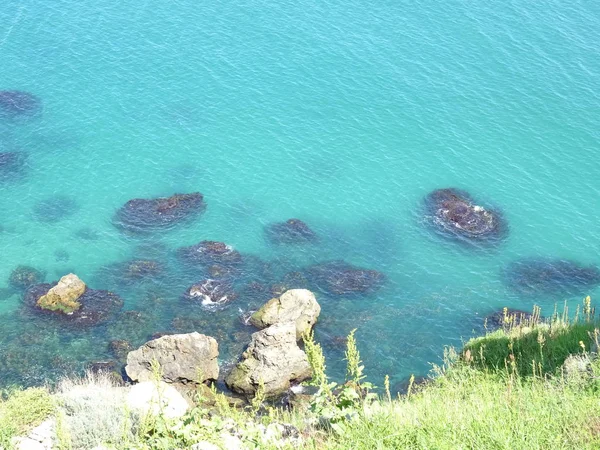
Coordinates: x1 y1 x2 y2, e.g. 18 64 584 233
323 359 600 449
0 387 55 448
319 303 600 450
463 320 598 377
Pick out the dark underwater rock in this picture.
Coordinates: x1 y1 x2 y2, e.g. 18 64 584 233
502 258 600 296
109 339 134 361
306 260 385 296
0 152 28 180
33 195 79 223
484 308 542 330
177 240 242 267
9 265 45 290
114 192 205 233
424 188 507 244
24 282 124 327
101 258 164 286
270 271 310 296
183 279 238 309
74 227 101 241
54 249 70 262
106 310 154 345
265 219 317 244
0 90 42 120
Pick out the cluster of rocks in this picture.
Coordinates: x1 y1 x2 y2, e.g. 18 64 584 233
124 288 319 401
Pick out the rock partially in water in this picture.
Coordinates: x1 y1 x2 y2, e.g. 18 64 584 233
114 192 205 233
0 152 28 180
0 90 42 121
424 188 507 244
8 265 45 290
265 219 318 244
33 195 79 223
37 273 86 314
502 258 600 296
306 260 385 296
24 280 124 327
183 279 238 309
126 332 219 384
225 322 312 398
250 289 320 339
177 240 243 267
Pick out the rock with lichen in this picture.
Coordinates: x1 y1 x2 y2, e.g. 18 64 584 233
36 274 85 314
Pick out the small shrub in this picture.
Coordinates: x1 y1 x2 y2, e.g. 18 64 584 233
55 371 139 449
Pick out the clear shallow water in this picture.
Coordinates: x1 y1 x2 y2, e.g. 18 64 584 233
1 0 599 390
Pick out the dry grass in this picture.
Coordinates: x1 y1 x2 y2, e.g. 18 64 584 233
55 371 140 449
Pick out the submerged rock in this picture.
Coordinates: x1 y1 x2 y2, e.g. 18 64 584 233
183 279 238 309
424 188 507 244
177 240 243 267
125 332 219 384
270 271 310 296
33 195 79 223
0 152 27 180
250 289 320 339
225 322 311 398
306 260 385 296
0 90 42 120
73 227 101 241
265 219 318 244
54 249 70 262
36 273 86 314
114 192 205 232
109 339 134 361
8 265 45 290
484 308 542 330
502 258 600 296
101 258 164 285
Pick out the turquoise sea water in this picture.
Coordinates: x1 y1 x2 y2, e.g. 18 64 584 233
1 0 599 390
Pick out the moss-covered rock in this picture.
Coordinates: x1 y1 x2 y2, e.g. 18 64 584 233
36 273 85 314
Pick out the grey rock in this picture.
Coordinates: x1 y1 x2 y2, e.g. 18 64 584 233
225 322 311 398
126 381 189 419
125 332 219 383
249 289 320 339
11 419 55 450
